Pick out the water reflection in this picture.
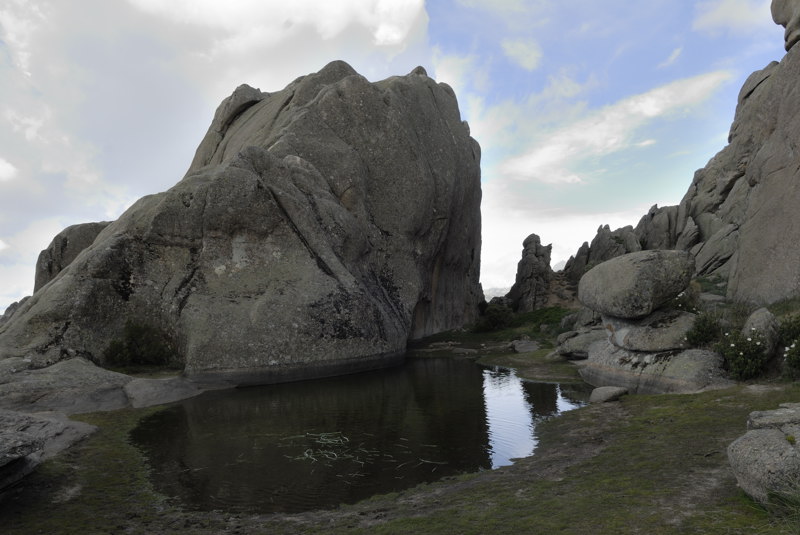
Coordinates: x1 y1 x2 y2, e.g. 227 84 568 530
130 358 588 514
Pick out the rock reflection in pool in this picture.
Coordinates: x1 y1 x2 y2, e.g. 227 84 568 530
129 358 588 514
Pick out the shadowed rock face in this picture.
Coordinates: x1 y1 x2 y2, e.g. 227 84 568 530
0 61 482 385
505 234 552 312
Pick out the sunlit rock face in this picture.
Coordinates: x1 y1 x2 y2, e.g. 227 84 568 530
772 0 800 51
0 61 483 385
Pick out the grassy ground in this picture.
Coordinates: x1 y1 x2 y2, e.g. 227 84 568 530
2 315 800 534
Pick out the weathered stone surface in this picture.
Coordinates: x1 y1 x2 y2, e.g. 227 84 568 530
556 328 607 360
0 61 482 385
742 307 779 357
589 386 629 403
510 339 540 353
635 205 678 250
749 402 800 429
0 297 28 329
563 225 641 283
728 401 800 505
505 234 552 313
34 222 110 292
123 377 205 409
579 342 733 394
693 224 738 276
603 310 695 353
0 358 132 414
0 409 95 491
773 0 800 51
578 250 695 319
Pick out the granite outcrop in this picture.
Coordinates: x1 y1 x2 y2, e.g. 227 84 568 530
532 4 800 307
0 61 483 386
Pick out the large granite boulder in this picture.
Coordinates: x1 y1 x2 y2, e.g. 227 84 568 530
0 61 483 385
728 402 800 505
505 234 552 312
578 250 694 319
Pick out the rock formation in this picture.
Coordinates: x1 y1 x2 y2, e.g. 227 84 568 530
728 402 800 505
564 225 641 284
571 251 732 394
0 61 483 385
505 234 552 312
578 250 694 319
0 409 95 493
539 5 800 306
34 222 110 292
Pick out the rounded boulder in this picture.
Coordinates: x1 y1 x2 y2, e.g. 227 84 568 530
578 250 694 319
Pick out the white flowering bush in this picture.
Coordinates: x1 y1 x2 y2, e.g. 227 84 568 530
714 329 767 381
778 315 800 379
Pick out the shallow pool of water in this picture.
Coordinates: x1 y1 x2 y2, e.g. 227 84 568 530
130 357 589 514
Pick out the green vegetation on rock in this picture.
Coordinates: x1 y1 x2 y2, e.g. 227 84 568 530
103 321 180 370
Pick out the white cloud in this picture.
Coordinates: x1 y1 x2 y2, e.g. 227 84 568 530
658 47 683 68
0 239 7 252
0 158 17 181
431 49 477 97
456 0 531 13
693 0 773 34
502 38 543 71
499 70 733 183
126 0 424 50
0 0 48 75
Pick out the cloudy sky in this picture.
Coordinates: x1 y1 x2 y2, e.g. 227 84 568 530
0 0 787 309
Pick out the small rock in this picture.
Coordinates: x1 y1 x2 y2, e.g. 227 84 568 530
742 307 779 357
510 340 540 353
557 328 607 360
589 386 629 403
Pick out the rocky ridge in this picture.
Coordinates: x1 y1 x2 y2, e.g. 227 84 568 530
550 10 800 305
568 250 733 394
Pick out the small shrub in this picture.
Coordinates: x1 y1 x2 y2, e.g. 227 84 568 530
665 282 701 313
473 303 514 333
787 435 797 446
685 312 722 348
103 320 177 368
778 315 800 379
714 330 768 381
